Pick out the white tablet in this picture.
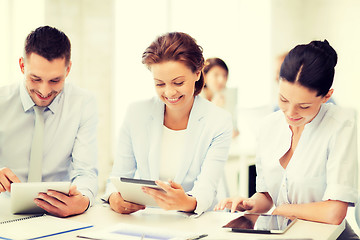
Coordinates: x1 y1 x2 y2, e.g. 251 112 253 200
223 213 297 234
11 182 71 214
110 177 165 207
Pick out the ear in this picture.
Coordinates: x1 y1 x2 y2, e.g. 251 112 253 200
322 88 334 103
65 61 72 78
19 57 25 74
195 70 201 82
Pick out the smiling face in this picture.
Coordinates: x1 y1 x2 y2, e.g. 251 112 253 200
150 61 201 115
278 79 333 128
20 53 71 107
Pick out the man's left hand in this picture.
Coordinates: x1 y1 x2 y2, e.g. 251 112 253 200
34 185 90 217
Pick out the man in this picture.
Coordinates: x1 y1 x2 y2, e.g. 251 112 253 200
0 26 98 217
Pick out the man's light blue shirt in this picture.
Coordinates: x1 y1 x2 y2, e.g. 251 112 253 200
0 81 98 205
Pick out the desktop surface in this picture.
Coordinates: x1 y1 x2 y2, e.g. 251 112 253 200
0 197 344 240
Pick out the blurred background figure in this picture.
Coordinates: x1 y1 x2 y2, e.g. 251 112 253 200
201 58 239 138
202 58 229 105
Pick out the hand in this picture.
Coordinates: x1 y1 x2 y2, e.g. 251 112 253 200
0 167 21 193
214 197 255 213
34 185 90 217
109 192 145 214
142 180 197 212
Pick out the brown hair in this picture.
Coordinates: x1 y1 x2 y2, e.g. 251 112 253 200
203 57 228 75
142 32 205 96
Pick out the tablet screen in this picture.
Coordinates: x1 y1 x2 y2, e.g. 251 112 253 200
223 214 296 234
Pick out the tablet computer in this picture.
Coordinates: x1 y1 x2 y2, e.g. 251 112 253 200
11 182 71 214
110 177 165 207
223 213 297 234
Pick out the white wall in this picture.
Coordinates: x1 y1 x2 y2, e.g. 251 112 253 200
0 0 45 87
1 0 359 194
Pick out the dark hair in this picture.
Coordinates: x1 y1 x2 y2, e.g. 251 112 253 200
279 40 337 97
142 32 205 96
24 26 71 66
203 58 229 75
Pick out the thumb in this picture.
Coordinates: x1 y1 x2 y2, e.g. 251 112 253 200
69 185 78 196
169 180 182 189
243 199 254 210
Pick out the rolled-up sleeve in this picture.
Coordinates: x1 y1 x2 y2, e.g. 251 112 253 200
323 111 358 205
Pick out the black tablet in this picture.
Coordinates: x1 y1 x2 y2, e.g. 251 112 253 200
223 213 297 234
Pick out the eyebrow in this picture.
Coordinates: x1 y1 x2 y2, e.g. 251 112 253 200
280 94 312 105
154 76 184 82
30 74 62 81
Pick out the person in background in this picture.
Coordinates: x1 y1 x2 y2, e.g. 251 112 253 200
215 40 358 239
201 58 229 106
104 32 233 215
0 26 98 217
201 58 239 137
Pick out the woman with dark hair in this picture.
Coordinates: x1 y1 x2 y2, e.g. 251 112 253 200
104 32 233 215
215 40 358 239
201 58 239 137
201 58 229 103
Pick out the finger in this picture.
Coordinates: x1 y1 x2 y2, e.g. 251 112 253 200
231 199 243 213
36 192 67 209
155 180 173 192
0 177 10 192
219 199 231 210
168 180 182 190
243 199 254 210
68 185 78 195
4 169 21 184
143 187 167 201
122 201 145 211
34 198 61 216
46 190 71 204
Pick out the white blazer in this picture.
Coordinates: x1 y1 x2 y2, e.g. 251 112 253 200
106 96 233 214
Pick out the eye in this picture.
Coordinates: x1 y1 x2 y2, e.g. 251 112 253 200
300 106 310 109
155 83 165 87
280 97 288 102
31 78 41 82
174 81 184 86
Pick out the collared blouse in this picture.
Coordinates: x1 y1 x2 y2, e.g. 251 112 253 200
256 103 358 206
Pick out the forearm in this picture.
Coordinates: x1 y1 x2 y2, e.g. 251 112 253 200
273 200 348 225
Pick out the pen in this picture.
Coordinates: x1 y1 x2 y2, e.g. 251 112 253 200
187 234 208 240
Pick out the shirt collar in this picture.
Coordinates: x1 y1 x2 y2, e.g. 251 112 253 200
304 103 326 130
19 81 64 114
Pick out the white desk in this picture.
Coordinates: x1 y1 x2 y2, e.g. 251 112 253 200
0 198 344 240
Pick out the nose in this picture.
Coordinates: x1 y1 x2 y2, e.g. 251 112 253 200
165 85 177 97
217 76 227 89
38 82 52 97
287 104 297 117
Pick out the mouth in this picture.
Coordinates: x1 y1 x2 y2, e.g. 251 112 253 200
165 95 183 104
287 116 303 122
35 91 53 101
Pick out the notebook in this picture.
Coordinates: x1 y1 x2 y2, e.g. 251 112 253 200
0 214 93 240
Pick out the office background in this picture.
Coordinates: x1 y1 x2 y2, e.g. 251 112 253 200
1 0 360 198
